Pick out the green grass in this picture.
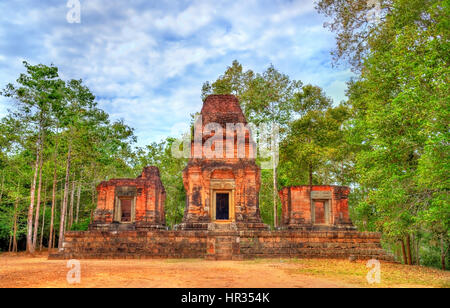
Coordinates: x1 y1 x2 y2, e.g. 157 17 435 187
285 258 450 288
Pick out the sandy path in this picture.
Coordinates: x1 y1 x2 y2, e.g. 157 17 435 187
0 254 358 288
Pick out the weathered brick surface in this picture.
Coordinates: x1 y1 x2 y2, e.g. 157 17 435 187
178 95 267 230
51 230 208 260
91 166 166 230
49 230 394 261
279 185 354 230
51 95 393 262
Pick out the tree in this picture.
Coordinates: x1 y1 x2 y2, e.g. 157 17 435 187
316 0 393 71
202 60 255 117
317 0 449 268
57 78 109 247
1 61 63 254
202 61 303 227
280 86 350 187
134 138 187 228
1 62 137 252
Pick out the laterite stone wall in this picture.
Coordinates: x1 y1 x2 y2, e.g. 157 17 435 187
49 230 393 261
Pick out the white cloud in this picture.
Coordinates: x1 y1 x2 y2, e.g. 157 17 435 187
0 97 9 119
153 0 215 36
270 0 316 22
0 0 353 146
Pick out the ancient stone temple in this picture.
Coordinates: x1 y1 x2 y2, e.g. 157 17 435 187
177 95 267 230
50 94 392 262
90 166 166 231
279 185 354 230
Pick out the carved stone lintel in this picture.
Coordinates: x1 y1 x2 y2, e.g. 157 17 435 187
210 179 235 190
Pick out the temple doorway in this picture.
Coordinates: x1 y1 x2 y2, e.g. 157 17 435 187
119 197 132 222
215 192 230 220
312 200 330 225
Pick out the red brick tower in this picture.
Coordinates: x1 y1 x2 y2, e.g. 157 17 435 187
177 95 268 230
278 185 355 230
90 166 166 231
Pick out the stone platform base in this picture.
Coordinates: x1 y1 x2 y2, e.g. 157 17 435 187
89 222 167 231
174 221 270 231
280 224 357 231
49 229 394 261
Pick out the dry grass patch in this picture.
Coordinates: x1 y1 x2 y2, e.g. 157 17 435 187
285 258 450 288
1 253 448 288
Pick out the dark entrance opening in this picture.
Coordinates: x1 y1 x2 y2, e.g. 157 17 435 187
313 200 329 225
120 198 132 222
216 193 229 220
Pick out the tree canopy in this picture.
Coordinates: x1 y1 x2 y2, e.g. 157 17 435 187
0 0 448 269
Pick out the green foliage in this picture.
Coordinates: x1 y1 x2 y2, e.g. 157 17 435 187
1 0 448 272
318 0 449 269
0 62 137 251
421 244 450 270
258 169 282 228
280 86 350 186
69 217 91 232
203 61 304 226
133 138 187 228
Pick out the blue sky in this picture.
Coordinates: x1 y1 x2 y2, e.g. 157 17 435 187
0 0 353 147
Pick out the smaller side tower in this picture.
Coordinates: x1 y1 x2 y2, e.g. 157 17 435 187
90 166 166 231
279 185 354 230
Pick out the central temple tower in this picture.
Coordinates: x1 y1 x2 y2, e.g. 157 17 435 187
177 95 268 230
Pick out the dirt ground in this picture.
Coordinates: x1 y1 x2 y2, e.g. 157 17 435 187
0 252 448 288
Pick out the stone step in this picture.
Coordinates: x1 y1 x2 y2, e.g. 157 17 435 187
208 222 238 231
50 230 393 261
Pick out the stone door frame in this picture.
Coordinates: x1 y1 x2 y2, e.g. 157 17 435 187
210 179 235 223
311 199 331 225
116 196 136 223
211 190 234 222
113 186 137 223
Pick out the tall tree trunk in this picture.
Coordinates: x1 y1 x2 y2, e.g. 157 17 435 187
76 178 82 224
12 180 20 253
48 174 56 250
58 143 71 249
415 235 420 266
53 220 57 246
8 234 12 252
400 239 407 265
90 180 97 224
441 236 447 271
39 186 47 251
91 182 96 207
271 120 279 229
54 180 63 249
309 163 313 224
64 183 69 233
272 165 278 228
55 181 63 248
48 131 59 251
39 205 46 251
308 163 313 187
68 180 76 229
406 234 412 265
12 208 18 252
32 150 44 249
27 136 41 254
0 171 4 204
